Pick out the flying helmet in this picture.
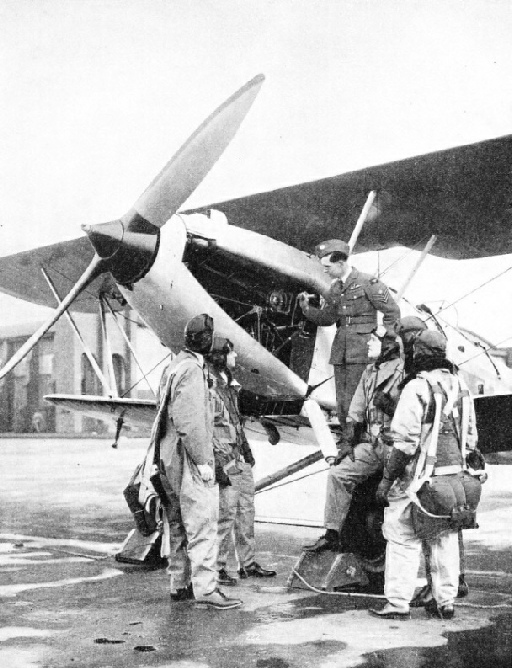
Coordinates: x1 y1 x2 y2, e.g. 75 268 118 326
413 329 447 356
185 313 214 354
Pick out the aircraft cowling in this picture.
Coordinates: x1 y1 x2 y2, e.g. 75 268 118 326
179 212 331 297
115 216 311 400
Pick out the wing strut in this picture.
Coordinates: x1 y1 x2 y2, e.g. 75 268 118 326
255 450 324 493
348 191 377 252
396 235 437 300
103 299 156 397
0 255 106 382
41 267 115 397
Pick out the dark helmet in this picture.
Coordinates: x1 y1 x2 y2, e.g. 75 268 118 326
413 330 447 356
185 313 214 354
398 316 427 339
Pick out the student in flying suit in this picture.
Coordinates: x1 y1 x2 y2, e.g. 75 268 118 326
370 330 479 620
157 314 241 610
298 239 400 427
304 330 404 553
206 336 277 586
398 316 471 605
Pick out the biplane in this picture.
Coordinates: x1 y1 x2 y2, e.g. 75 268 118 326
1 75 512 577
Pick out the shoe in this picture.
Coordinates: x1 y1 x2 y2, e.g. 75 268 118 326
439 605 455 620
368 604 410 620
238 561 277 578
410 583 434 608
457 575 469 598
303 531 339 553
218 568 237 586
195 588 242 609
425 599 455 620
170 583 194 602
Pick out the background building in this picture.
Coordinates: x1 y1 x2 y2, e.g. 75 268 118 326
0 311 165 435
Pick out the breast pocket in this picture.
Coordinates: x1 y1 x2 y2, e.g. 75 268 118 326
346 287 368 315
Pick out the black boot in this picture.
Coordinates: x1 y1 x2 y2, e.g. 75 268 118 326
457 574 469 598
425 598 455 620
218 568 237 586
170 583 194 602
303 529 339 553
238 561 277 578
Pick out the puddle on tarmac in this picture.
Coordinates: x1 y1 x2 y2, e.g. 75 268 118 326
0 552 91 566
358 613 512 668
0 567 123 598
0 533 120 555
0 627 58 642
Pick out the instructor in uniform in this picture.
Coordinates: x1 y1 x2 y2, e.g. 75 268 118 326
298 239 400 426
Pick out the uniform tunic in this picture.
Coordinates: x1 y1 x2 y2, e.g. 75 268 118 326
156 350 218 598
383 369 478 612
303 268 400 423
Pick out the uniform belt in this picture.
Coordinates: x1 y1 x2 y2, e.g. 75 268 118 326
336 315 376 327
433 465 463 476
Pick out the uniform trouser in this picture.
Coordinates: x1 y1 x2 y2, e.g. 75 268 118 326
165 454 219 598
217 462 255 570
383 495 459 612
324 440 385 531
333 363 367 425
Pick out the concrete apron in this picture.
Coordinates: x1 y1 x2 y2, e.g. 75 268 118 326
1 438 512 667
2 526 512 668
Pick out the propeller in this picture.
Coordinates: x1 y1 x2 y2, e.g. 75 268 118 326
0 75 265 380
84 73 265 273
125 73 265 231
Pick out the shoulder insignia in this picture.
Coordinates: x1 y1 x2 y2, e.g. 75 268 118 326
371 284 390 303
370 278 378 284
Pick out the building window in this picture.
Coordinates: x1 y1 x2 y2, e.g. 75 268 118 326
112 353 126 395
81 354 100 395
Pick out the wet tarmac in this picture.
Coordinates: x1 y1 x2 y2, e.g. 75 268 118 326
2 437 512 667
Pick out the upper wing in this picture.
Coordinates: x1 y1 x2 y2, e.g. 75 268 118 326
4 133 512 310
187 134 512 259
0 234 125 312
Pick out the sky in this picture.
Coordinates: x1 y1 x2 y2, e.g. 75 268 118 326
1 0 512 338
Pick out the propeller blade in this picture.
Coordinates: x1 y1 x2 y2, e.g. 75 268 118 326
126 74 265 230
0 254 106 381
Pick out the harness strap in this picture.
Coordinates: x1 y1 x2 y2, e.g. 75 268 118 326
151 359 189 465
407 374 470 518
422 386 443 480
459 389 470 465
